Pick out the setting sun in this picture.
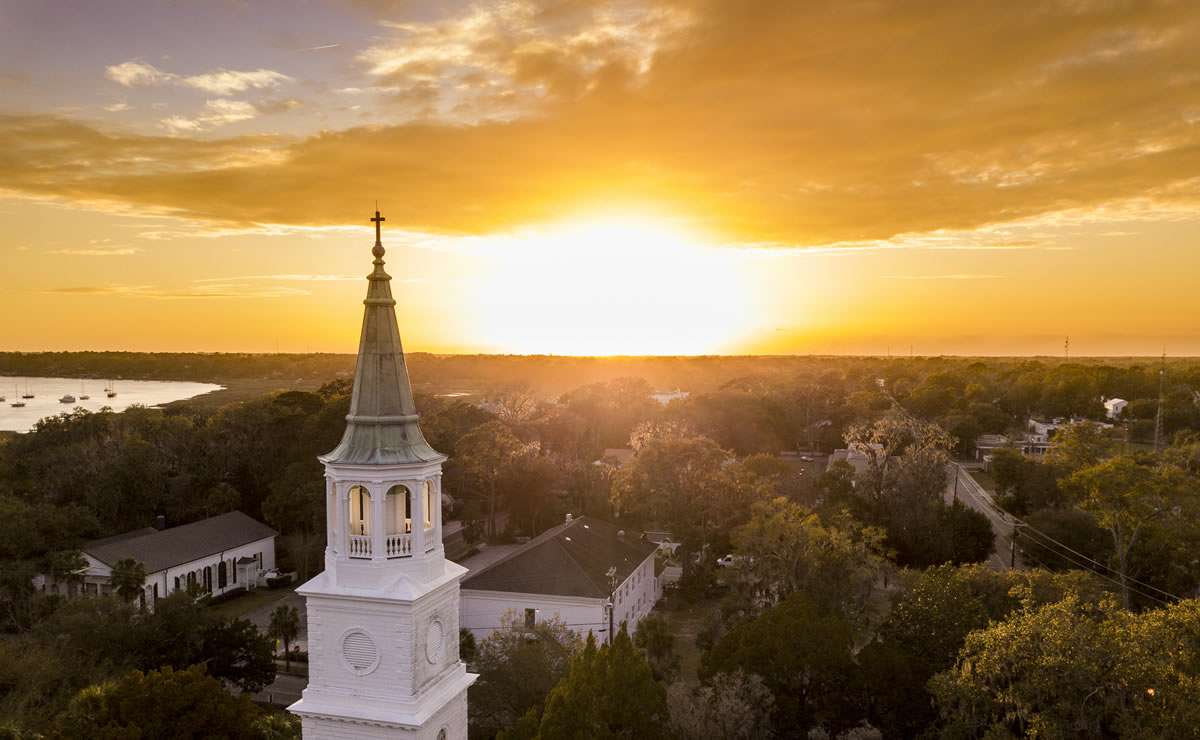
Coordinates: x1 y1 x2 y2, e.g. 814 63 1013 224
463 215 762 356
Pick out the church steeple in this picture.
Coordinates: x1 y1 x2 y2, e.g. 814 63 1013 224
291 209 475 739
323 209 442 466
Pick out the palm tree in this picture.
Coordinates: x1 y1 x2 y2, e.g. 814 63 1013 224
111 558 146 606
269 604 301 670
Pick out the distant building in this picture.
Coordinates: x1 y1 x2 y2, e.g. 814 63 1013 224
460 515 661 644
37 511 276 609
829 445 879 482
976 417 1115 467
594 447 635 468
1104 398 1128 419
651 389 689 406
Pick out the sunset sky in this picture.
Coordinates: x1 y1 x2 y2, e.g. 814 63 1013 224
2 1 1199 356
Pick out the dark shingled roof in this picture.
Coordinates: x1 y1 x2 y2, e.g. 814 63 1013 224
462 516 658 599
84 511 277 574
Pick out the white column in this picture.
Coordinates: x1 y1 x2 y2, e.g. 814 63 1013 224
325 477 337 556
433 476 443 550
370 483 386 561
411 479 425 556
335 482 349 560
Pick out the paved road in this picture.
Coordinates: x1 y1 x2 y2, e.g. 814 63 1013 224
944 463 1023 571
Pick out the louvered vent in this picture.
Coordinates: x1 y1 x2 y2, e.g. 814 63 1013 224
341 630 379 674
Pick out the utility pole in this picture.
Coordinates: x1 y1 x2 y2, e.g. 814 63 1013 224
1064 336 1069 360
1009 522 1022 570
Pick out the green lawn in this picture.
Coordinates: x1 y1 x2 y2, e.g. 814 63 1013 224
208 586 293 621
659 598 720 684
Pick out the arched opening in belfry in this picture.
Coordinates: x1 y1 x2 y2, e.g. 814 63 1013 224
348 485 371 535
385 485 412 558
347 485 373 558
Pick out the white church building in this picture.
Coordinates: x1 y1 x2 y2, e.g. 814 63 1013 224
35 511 276 609
289 211 476 738
461 515 661 644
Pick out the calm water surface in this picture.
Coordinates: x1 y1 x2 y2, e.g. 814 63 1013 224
0 376 223 432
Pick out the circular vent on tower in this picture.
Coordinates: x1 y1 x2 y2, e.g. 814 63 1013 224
341 629 380 675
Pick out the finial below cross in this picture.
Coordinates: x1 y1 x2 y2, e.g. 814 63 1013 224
371 209 386 244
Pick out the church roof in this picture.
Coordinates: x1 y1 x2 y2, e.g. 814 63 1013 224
83 511 277 575
461 516 658 599
323 211 443 466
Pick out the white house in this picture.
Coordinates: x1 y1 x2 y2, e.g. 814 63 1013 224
460 515 661 645
37 511 276 609
1104 398 1128 419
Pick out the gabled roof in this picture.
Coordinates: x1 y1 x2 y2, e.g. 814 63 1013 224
83 511 277 575
322 213 442 466
462 516 658 599
86 527 157 548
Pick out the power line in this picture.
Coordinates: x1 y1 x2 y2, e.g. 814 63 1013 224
1015 525 1174 607
952 464 1185 603
1011 516 1184 603
886 392 1186 604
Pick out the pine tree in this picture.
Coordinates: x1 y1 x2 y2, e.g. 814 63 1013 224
514 627 668 739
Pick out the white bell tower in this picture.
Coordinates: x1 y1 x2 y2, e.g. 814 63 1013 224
290 210 475 739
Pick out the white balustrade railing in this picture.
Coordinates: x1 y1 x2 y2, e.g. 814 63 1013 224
386 532 412 558
348 534 372 559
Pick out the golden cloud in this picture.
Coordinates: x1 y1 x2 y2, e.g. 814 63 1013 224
105 60 292 96
7 0 1200 245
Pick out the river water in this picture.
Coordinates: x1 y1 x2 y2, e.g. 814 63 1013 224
0 376 223 433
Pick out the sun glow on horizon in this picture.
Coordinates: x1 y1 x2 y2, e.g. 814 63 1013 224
463 214 763 356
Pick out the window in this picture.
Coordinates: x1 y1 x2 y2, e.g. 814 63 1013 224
174 576 180 591
153 583 159 603
423 480 434 529
348 485 372 535
524 608 536 629
217 561 227 589
232 560 237 584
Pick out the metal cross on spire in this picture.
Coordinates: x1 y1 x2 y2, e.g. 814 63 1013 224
371 208 386 245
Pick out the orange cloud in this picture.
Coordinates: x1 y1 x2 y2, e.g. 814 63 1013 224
5 0 1200 245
